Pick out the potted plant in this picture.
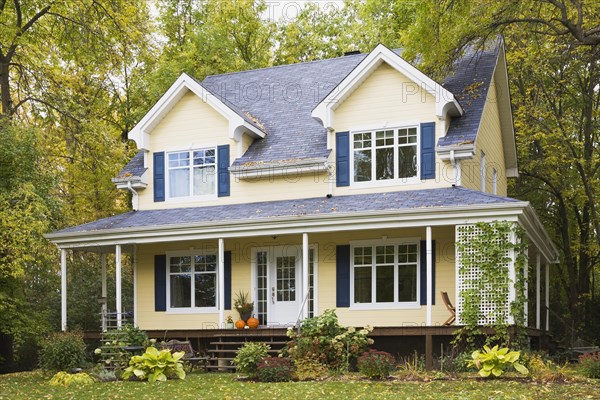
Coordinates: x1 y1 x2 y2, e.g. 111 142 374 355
234 291 254 322
225 315 235 329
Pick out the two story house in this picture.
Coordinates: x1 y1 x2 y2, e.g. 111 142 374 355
46 41 558 357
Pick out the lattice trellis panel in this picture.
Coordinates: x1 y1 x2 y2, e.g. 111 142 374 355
456 224 513 325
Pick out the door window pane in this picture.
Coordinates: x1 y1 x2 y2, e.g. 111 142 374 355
276 256 296 302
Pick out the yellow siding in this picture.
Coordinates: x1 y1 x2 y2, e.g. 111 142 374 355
461 76 507 195
138 91 330 210
135 228 457 330
331 62 454 194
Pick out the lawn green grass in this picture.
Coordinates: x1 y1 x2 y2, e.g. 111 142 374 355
1 371 598 400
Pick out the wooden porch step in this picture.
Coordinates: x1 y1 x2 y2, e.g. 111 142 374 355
207 349 281 354
209 341 287 346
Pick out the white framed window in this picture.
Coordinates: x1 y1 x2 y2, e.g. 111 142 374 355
492 167 498 195
167 148 216 199
480 151 486 192
167 252 218 312
352 126 419 186
351 239 420 309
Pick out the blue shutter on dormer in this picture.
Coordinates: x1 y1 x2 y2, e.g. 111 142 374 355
217 145 230 197
420 122 436 180
419 240 436 306
336 131 350 187
153 152 165 202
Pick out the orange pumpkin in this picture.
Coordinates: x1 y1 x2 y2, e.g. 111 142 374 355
246 317 259 329
235 320 246 329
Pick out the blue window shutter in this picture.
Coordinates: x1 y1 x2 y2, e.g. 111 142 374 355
224 251 232 310
419 240 436 306
420 122 436 180
336 245 351 307
336 132 350 187
217 145 230 197
154 255 167 311
153 152 165 202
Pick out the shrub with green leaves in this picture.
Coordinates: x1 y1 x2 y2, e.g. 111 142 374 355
232 342 270 377
294 358 330 381
39 331 87 371
122 347 186 382
578 351 600 379
468 345 529 378
357 349 396 379
257 357 294 382
49 371 95 387
285 309 373 372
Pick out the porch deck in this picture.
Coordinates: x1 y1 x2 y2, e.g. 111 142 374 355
84 325 552 370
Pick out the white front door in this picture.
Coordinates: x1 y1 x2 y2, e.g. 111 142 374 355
268 246 301 326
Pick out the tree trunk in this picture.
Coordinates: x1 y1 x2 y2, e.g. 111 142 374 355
0 60 11 116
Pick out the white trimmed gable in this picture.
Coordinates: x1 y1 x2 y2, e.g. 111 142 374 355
312 44 463 131
129 73 265 150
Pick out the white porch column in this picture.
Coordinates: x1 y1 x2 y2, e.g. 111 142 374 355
302 233 309 320
218 238 225 328
61 249 67 331
426 226 433 326
536 253 541 330
101 253 107 332
115 244 122 328
524 256 529 325
545 263 550 331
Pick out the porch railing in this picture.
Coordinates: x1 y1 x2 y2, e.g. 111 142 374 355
100 309 134 332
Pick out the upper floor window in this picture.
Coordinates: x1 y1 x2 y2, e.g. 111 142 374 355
168 149 216 198
352 126 418 184
169 253 217 310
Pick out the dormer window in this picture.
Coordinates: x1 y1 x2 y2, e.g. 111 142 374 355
352 126 419 184
168 148 216 198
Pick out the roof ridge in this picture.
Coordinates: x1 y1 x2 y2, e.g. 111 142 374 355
202 53 366 81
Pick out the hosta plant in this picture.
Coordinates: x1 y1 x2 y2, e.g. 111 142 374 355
468 345 529 378
122 347 186 382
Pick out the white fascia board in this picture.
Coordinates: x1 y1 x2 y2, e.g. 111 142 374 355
312 44 463 130
519 205 560 264
46 202 529 248
436 146 475 160
128 73 264 149
230 159 328 179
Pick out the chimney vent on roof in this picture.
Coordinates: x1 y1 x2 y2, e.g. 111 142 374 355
344 50 361 56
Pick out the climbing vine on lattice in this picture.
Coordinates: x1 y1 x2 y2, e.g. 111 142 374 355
454 221 528 348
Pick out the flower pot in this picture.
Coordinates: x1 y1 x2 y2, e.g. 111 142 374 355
239 311 252 321
226 322 235 329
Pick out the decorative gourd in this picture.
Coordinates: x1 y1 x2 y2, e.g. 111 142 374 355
235 320 246 330
246 316 259 329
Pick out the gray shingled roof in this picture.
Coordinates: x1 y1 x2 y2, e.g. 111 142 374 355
115 150 146 179
202 53 367 167
439 44 500 147
50 187 520 235
117 46 499 175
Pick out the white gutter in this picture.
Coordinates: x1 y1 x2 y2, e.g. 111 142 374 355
126 181 139 211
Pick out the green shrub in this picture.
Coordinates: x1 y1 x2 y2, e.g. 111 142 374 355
294 359 330 381
578 352 600 379
122 347 186 382
257 357 294 382
49 371 95 387
357 349 396 379
39 331 87 371
232 342 270 377
441 351 472 373
468 345 529 378
285 309 373 372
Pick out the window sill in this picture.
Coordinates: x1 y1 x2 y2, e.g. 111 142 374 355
166 194 218 203
166 307 219 314
350 178 421 190
349 303 421 311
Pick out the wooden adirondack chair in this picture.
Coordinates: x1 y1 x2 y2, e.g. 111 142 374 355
441 291 456 326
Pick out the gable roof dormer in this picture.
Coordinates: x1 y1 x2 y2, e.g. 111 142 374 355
311 44 464 131
128 73 266 150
